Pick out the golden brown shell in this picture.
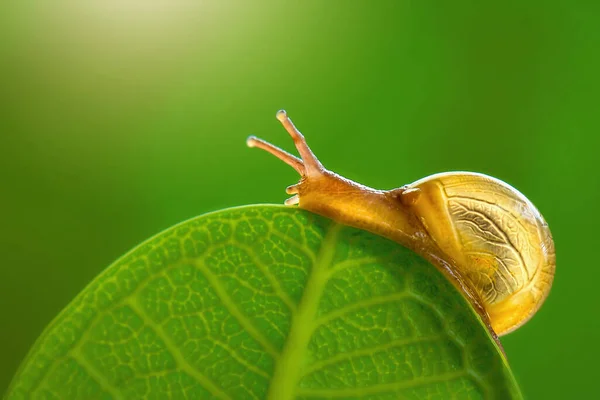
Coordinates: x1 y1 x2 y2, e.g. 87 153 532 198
408 172 555 335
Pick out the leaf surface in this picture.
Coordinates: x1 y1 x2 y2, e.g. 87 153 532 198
6 206 521 399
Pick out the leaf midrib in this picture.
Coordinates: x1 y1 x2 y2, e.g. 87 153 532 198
266 223 342 400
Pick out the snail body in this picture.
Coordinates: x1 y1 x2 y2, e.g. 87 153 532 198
247 111 555 337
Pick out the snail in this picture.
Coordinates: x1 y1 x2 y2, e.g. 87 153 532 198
247 110 555 338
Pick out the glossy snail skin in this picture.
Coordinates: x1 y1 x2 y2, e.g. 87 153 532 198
247 110 555 337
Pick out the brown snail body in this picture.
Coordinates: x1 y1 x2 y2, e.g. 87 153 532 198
247 110 555 337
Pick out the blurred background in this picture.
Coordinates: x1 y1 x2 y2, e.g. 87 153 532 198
1 1 598 398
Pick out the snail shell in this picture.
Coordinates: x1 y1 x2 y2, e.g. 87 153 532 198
408 172 555 335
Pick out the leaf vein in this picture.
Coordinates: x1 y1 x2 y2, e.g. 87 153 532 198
125 298 232 400
313 292 411 330
70 353 125 400
193 260 280 359
236 243 298 313
296 370 468 397
302 334 445 377
267 223 342 400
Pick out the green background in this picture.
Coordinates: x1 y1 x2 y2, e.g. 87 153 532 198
0 1 597 398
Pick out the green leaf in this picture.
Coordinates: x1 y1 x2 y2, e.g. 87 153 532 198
5 206 521 400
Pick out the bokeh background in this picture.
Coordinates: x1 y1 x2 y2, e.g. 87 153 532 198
1 1 598 398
